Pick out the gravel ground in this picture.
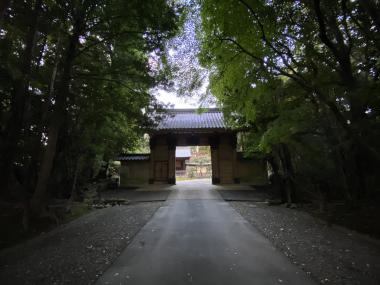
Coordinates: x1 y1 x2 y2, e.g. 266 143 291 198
0 202 163 285
231 201 380 285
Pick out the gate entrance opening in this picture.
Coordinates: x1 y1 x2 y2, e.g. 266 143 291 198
175 146 212 182
149 109 237 185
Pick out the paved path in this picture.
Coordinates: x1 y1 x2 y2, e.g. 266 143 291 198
96 180 316 285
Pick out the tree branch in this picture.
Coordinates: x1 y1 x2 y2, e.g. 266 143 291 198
217 35 314 94
74 30 147 57
236 0 310 87
313 0 354 83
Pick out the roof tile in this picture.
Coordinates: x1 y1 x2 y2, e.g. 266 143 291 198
156 108 226 130
117 154 150 161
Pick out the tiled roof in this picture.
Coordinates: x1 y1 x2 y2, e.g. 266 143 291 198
155 108 227 130
117 154 150 161
176 146 191 158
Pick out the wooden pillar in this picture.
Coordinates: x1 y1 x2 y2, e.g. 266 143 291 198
148 137 156 184
167 136 177 184
210 135 220 184
231 133 239 183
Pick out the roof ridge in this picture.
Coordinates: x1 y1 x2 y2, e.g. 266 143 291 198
165 108 221 113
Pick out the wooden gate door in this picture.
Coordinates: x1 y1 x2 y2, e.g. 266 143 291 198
220 160 233 184
154 161 168 182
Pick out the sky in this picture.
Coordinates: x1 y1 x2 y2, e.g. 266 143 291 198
152 2 215 109
155 89 200 108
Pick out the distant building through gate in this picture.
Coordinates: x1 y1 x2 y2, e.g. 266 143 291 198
118 109 268 186
175 146 191 176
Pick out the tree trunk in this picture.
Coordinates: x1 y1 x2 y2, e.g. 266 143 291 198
31 17 84 213
25 39 62 195
278 143 296 204
69 157 81 202
0 0 42 198
266 154 284 200
0 0 10 22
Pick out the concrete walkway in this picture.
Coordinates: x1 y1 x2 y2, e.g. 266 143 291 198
95 180 316 285
129 178 254 191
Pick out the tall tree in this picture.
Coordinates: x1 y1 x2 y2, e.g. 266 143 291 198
0 0 43 197
0 0 180 215
199 0 380 203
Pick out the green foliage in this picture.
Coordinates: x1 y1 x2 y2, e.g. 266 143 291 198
199 0 380 201
0 0 181 199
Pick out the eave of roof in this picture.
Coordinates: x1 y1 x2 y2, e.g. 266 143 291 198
117 154 150 161
152 108 229 132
